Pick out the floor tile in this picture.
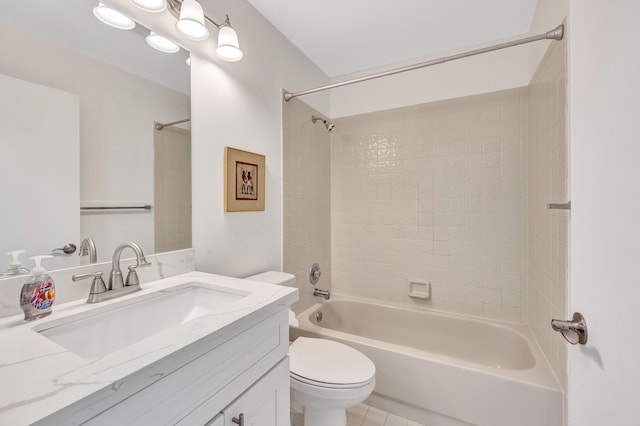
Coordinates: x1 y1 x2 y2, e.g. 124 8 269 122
293 403 425 426
347 403 368 426
361 406 388 426
384 413 409 426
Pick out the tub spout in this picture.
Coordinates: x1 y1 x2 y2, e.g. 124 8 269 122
313 288 331 300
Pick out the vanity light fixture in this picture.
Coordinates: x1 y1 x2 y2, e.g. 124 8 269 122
176 0 209 41
215 16 243 62
129 0 167 13
146 31 180 53
166 0 243 62
93 2 136 30
96 0 243 61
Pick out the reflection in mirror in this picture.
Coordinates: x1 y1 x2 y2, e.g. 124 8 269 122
0 0 192 273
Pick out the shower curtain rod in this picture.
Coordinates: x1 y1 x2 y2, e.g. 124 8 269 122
283 24 564 102
155 118 191 130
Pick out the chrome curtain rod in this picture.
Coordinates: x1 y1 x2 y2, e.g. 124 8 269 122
155 118 191 130
283 24 564 102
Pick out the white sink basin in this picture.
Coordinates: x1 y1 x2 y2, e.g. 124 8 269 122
33 282 249 359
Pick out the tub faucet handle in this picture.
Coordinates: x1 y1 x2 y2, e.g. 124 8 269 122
309 263 321 285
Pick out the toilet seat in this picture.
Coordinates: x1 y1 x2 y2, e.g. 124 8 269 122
290 372 375 389
289 337 375 388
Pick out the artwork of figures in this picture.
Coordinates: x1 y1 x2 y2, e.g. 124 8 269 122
236 161 258 200
224 147 266 212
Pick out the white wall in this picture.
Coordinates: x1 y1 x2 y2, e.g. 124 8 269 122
329 45 529 118
568 1 640 424
528 0 569 77
0 74 79 271
97 0 329 278
189 0 329 276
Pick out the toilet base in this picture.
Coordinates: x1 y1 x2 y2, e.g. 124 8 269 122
303 407 347 426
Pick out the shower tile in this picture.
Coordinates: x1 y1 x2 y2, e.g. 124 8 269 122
528 30 568 389
328 88 529 324
502 290 522 307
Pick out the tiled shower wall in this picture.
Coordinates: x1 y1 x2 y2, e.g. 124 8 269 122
528 37 568 390
154 126 192 253
331 89 529 323
282 98 332 313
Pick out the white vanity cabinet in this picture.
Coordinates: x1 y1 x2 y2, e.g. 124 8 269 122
220 359 289 426
65 309 291 425
0 273 298 426
205 414 224 426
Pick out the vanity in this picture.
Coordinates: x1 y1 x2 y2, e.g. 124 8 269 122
0 272 297 425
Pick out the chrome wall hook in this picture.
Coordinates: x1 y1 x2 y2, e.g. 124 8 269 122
551 312 588 345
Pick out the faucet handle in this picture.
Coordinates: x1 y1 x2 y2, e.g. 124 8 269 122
125 261 151 286
72 271 108 302
72 271 102 283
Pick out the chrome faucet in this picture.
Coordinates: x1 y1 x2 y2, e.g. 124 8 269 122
109 242 152 291
78 237 97 263
72 242 151 304
313 288 331 300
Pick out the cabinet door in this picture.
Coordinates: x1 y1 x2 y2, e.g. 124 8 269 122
223 358 290 426
205 413 224 426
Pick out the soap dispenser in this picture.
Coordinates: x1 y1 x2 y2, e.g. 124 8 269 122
20 255 55 321
2 250 30 276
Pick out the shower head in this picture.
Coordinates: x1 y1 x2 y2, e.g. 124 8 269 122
311 115 335 132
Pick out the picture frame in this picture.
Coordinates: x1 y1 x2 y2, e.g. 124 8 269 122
224 147 266 212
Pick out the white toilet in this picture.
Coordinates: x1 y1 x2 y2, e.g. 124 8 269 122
247 272 376 426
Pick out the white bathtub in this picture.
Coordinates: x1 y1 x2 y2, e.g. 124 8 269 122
290 297 562 426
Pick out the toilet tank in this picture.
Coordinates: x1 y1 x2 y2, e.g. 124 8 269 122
246 271 296 287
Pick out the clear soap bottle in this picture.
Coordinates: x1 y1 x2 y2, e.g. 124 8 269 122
2 250 30 276
20 255 55 321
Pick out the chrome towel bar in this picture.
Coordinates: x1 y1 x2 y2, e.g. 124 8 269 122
547 201 571 210
80 205 152 212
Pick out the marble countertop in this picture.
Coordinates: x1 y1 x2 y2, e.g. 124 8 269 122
0 271 297 425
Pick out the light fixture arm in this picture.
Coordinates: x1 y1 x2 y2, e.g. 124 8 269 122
204 14 231 29
167 0 229 29
162 0 242 61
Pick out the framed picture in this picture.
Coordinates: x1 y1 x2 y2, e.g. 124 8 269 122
224 147 266 212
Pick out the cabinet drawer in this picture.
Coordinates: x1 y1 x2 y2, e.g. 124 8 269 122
85 309 288 425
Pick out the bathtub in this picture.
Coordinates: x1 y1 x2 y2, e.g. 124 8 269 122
289 297 562 426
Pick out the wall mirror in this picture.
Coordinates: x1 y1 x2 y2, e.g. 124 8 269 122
0 0 192 274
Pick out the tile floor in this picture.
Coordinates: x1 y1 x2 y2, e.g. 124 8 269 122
291 403 425 426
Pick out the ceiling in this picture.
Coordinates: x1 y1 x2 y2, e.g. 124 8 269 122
247 0 539 78
1 1 539 87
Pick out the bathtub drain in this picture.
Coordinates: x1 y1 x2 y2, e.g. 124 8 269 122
315 311 323 323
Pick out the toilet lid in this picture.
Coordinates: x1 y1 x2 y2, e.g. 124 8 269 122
289 337 375 386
